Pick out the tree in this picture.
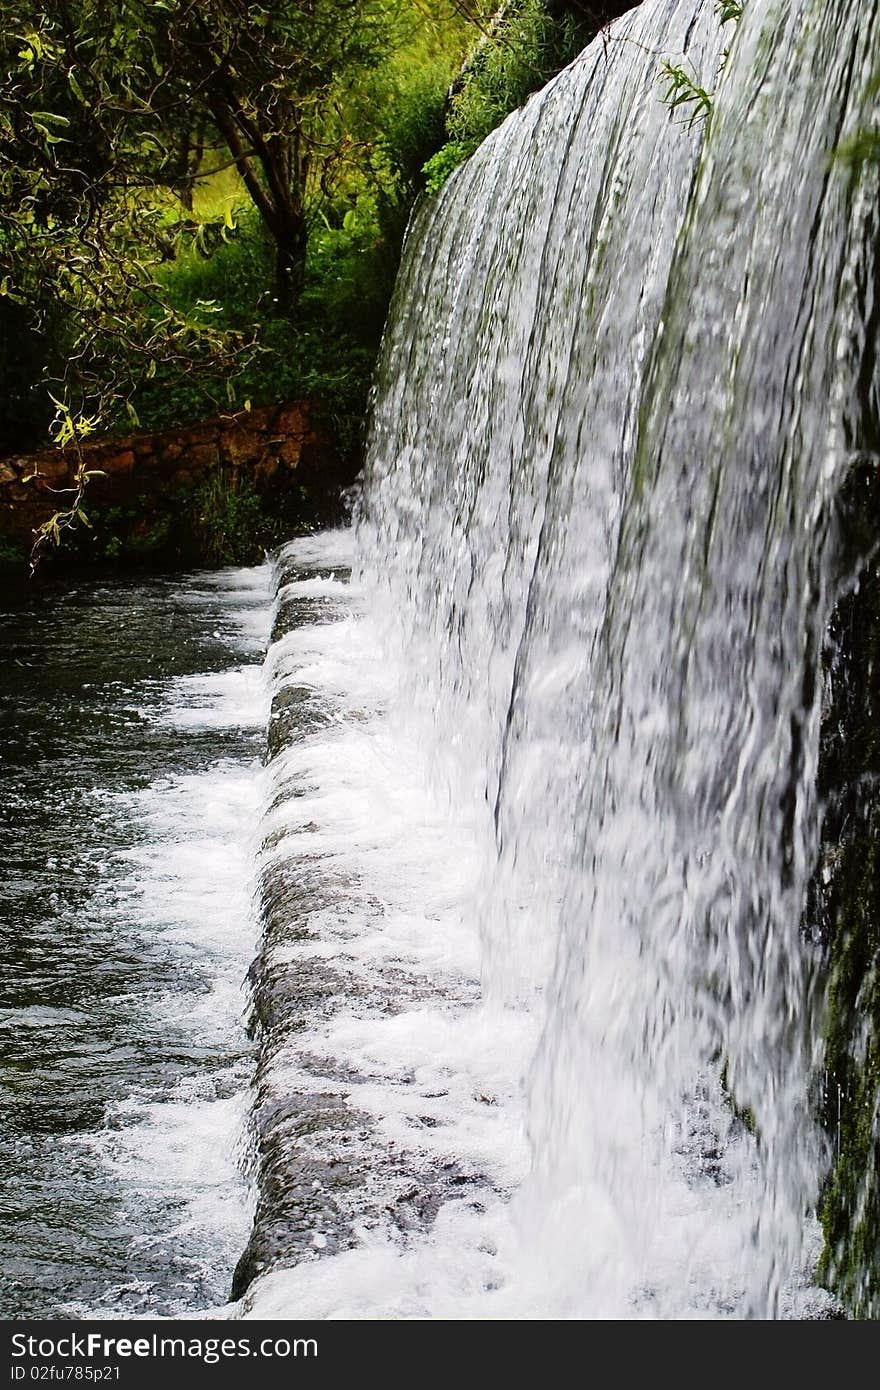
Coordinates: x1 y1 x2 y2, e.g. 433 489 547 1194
160 2 397 312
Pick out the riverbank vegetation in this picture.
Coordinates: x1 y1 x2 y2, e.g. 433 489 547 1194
1 2 604 489
0 2 468 462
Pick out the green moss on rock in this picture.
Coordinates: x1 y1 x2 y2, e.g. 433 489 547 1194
815 462 880 1318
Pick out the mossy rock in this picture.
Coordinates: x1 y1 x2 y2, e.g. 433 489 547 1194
815 519 880 1317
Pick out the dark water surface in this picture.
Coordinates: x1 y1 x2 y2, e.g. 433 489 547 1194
0 565 271 1317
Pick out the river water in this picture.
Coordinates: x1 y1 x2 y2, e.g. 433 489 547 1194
0 565 271 1317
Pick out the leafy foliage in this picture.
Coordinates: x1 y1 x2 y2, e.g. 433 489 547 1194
0 2 254 460
424 0 586 191
423 139 475 196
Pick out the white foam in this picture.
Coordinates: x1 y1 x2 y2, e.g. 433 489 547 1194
278 529 355 569
157 668 269 730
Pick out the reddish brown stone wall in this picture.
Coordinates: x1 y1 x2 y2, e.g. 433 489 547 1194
0 400 349 552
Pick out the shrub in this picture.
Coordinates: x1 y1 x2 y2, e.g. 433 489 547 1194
424 0 585 191
186 469 269 566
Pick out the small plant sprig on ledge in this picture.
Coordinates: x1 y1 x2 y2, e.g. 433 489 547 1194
716 0 745 76
658 60 714 129
659 2 745 131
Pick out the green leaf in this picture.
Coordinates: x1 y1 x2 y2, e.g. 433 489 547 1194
68 70 86 103
31 111 70 127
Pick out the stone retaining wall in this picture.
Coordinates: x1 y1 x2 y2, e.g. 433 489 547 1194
0 400 351 562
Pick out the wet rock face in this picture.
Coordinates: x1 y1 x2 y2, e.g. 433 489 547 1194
0 401 353 564
232 551 494 1308
815 523 880 1320
813 191 880 1315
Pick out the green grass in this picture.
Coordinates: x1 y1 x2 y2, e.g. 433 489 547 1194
119 206 389 462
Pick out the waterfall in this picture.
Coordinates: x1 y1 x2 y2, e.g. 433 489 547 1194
241 0 879 1319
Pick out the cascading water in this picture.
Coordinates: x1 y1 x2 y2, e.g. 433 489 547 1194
239 0 879 1319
